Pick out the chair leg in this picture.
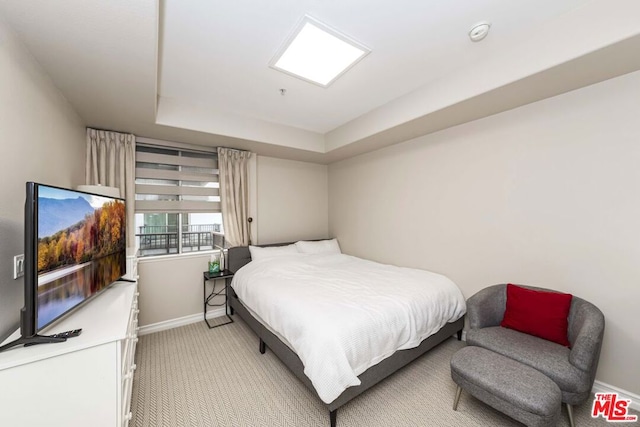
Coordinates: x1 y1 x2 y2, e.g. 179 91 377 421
566 403 575 427
453 386 462 410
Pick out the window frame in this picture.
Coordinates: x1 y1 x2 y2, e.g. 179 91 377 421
134 139 224 258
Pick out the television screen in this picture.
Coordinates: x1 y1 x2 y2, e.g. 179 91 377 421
34 184 126 331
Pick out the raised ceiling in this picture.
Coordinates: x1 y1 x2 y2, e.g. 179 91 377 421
1 0 640 163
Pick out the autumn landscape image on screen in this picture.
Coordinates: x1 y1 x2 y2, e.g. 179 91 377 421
36 186 126 329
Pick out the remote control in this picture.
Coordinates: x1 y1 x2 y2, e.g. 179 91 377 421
50 329 82 339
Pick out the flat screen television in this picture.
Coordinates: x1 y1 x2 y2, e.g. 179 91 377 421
0 182 126 352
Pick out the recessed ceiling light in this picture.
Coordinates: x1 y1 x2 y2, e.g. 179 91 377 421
270 16 370 87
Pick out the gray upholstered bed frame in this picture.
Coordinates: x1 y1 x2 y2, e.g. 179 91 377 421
227 242 464 427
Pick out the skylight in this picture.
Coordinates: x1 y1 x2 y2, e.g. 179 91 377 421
270 16 370 87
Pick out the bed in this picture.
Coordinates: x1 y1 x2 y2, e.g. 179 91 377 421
227 241 466 427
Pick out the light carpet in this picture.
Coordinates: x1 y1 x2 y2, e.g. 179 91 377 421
131 318 637 426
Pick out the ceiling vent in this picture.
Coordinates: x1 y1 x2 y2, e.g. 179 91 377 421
469 22 491 42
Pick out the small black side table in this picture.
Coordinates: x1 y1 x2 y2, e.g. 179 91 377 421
203 270 234 329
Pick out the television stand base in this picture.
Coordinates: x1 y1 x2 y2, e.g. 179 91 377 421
0 334 66 353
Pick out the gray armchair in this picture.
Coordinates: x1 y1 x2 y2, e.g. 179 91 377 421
466 284 605 427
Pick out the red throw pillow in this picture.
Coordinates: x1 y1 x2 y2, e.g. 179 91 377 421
500 284 572 347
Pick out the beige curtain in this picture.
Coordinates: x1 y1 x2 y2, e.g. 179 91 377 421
85 128 136 249
218 147 252 247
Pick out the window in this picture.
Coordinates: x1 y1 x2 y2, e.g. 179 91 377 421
134 144 225 257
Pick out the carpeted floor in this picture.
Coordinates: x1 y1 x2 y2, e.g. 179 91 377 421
131 318 637 427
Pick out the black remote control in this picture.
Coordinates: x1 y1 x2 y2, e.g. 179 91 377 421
50 329 83 339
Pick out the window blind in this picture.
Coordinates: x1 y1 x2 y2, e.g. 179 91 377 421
135 145 220 213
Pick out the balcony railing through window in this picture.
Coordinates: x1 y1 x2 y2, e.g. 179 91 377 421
136 224 225 257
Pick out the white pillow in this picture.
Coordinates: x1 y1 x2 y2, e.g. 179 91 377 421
249 244 298 261
295 239 341 255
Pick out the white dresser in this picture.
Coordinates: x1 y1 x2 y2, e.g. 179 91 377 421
0 280 140 427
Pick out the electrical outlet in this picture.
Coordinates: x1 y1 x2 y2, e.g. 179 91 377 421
13 254 24 279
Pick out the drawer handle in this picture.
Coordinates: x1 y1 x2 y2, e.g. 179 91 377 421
124 372 133 380
125 412 133 421
134 309 140 314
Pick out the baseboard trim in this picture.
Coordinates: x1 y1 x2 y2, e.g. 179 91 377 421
139 308 226 336
592 380 640 412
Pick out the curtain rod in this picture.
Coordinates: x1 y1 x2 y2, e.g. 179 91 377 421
136 136 217 154
86 126 134 136
218 146 250 153
137 137 251 155
93 133 250 156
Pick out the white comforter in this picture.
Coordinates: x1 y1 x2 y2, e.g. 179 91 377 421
231 253 466 404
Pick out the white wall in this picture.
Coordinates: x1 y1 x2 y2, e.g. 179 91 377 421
0 17 86 341
137 253 216 327
138 155 329 327
256 156 329 244
329 70 640 395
